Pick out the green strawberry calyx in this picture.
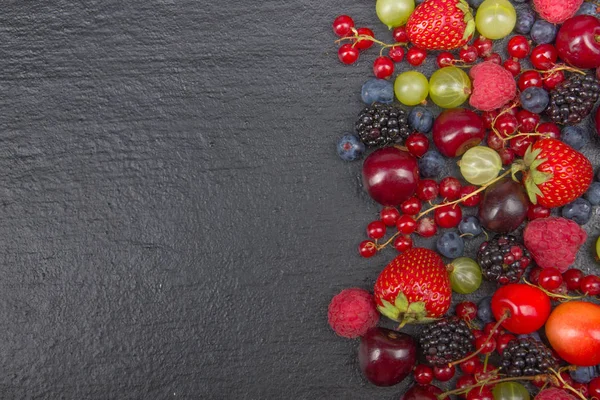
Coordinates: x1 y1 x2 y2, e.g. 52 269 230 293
456 0 475 42
511 145 552 205
377 293 436 328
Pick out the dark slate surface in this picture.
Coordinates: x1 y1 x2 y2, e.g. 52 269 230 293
0 1 599 399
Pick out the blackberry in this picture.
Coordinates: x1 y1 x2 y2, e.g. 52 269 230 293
546 74 600 125
419 317 474 366
477 235 531 285
500 337 558 377
355 103 410 147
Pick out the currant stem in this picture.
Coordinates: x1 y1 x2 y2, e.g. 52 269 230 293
335 28 406 52
549 368 587 400
449 314 508 367
437 375 542 399
502 132 550 141
522 279 585 301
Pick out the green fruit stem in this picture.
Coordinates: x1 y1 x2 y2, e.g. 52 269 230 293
334 28 407 56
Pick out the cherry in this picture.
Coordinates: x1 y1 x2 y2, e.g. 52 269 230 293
332 15 354 37
417 179 439 201
484 53 502 65
527 204 550 220
460 186 481 207
434 204 462 228
388 46 405 63
401 197 422 216
509 136 534 157
396 214 417 235
433 364 455 382
503 59 521 77
439 177 461 201
456 374 476 399
498 148 515 165
459 46 478 63
359 240 377 258
414 364 434 385
338 44 359 64
493 114 518 137
392 26 408 43
393 235 413 253
539 267 563 290
516 109 540 132
475 335 496 354
459 358 481 375
373 56 394 79
543 69 565 90
563 268 584 291
436 52 454 68
507 35 530 59
496 333 516 355
455 301 477 321
367 220 386 240
407 47 427 66
486 132 504 151
588 377 600 399
518 70 543 91
474 37 493 57
482 111 498 129
580 275 600 296
529 267 542 285
380 207 401 227
405 133 429 157
530 44 557 70
416 217 437 238
491 283 551 334
536 122 560 140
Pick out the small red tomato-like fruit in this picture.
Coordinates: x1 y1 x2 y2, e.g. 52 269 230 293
546 301 600 366
491 284 551 334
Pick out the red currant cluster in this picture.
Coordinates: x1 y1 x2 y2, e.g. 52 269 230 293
529 267 600 297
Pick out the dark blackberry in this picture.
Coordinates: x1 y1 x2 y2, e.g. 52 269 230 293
419 317 474 366
500 337 558 377
546 74 600 125
477 234 531 285
355 103 410 147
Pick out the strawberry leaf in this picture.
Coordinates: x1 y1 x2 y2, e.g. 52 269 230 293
406 301 426 317
524 173 544 204
378 300 400 321
394 292 409 313
523 145 542 167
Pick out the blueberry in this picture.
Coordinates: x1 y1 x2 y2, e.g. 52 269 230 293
520 87 549 114
436 231 464 258
515 7 536 34
458 216 482 238
336 133 365 161
561 125 589 151
571 366 599 383
467 0 485 7
576 2 599 16
408 106 434 133
531 20 557 44
562 198 593 225
517 332 541 342
585 182 600 206
477 296 493 323
418 151 445 178
361 78 394 105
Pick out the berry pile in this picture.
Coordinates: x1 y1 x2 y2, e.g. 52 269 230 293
327 1 600 399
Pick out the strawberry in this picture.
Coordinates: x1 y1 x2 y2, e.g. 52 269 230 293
374 247 451 326
515 138 593 208
406 0 475 51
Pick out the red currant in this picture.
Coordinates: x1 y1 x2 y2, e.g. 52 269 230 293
536 122 560 140
433 364 455 382
483 322 504 338
388 46 405 63
436 51 454 68
456 374 476 398
459 46 478 63
507 35 530 59
332 15 354 37
460 186 481 207
529 267 542 285
484 53 502 65
393 235 413 252
539 267 563 290
496 333 516 355
466 388 493 400
530 44 557 70
367 220 386 240
439 177 461 200
416 217 437 238
455 301 477 321
474 363 498 382
401 197 422 216
380 207 401 227
417 179 439 201
358 240 377 258
434 204 462 229
396 214 417 235
338 44 359 65
526 204 549 221
500 105 518 117
543 69 565 90
589 377 600 400
493 113 518 137
373 56 394 79
354 27 374 50
573 382 589 398
555 372 575 389
482 110 498 129
475 335 496 354
392 26 408 43
486 132 505 151
551 282 568 296
407 47 427 66
472 329 484 341
498 148 515 165
413 365 434 385
459 358 481 375
516 109 540 132
405 133 429 157
518 70 543 91
503 59 521 76
580 275 600 296
563 268 584 291
509 136 534 157
474 37 493 57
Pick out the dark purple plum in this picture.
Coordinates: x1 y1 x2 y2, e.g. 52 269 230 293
479 178 529 233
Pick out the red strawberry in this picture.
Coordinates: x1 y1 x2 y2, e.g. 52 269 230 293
374 248 451 326
406 0 475 50
516 138 593 208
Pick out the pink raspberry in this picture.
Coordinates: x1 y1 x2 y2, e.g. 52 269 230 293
535 388 577 400
469 61 516 111
328 288 379 338
524 217 587 272
533 0 583 24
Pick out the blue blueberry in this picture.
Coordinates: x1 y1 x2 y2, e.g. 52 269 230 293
336 133 365 161
562 198 593 225
408 106 434 133
436 231 465 259
467 0 485 7
515 7 536 35
477 296 493 323
361 78 394 105
520 87 550 114
585 182 600 206
419 151 445 178
458 216 482 238
561 125 589 151
531 20 557 44
571 365 599 383
576 2 599 16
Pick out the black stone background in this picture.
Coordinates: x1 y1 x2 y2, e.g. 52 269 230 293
0 0 598 399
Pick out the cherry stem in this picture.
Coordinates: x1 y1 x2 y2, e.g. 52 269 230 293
449 314 508 367
522 279 585 301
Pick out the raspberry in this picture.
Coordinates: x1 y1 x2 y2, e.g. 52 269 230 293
327 288 379 338
523 217 587 272
469 61 517 111
534 388 577 400
533 0 583 24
